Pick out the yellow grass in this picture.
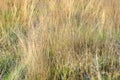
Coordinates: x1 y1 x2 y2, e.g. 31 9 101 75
0 0 120 80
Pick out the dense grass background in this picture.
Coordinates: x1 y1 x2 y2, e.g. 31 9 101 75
0 0 120 80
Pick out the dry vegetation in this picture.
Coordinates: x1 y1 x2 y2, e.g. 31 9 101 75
0 0 120 80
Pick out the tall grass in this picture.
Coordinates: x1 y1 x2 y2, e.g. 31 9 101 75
0 0 120 80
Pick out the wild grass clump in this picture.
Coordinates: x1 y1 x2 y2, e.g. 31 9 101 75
0 0 120 80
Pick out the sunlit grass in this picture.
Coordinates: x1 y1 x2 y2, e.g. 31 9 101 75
0 0 120 80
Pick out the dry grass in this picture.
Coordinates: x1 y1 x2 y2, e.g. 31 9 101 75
0 0 120 80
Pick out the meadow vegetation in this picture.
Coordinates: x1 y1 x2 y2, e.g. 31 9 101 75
0 0 120 80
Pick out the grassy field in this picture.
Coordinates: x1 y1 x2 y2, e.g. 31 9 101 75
0 0 120 80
